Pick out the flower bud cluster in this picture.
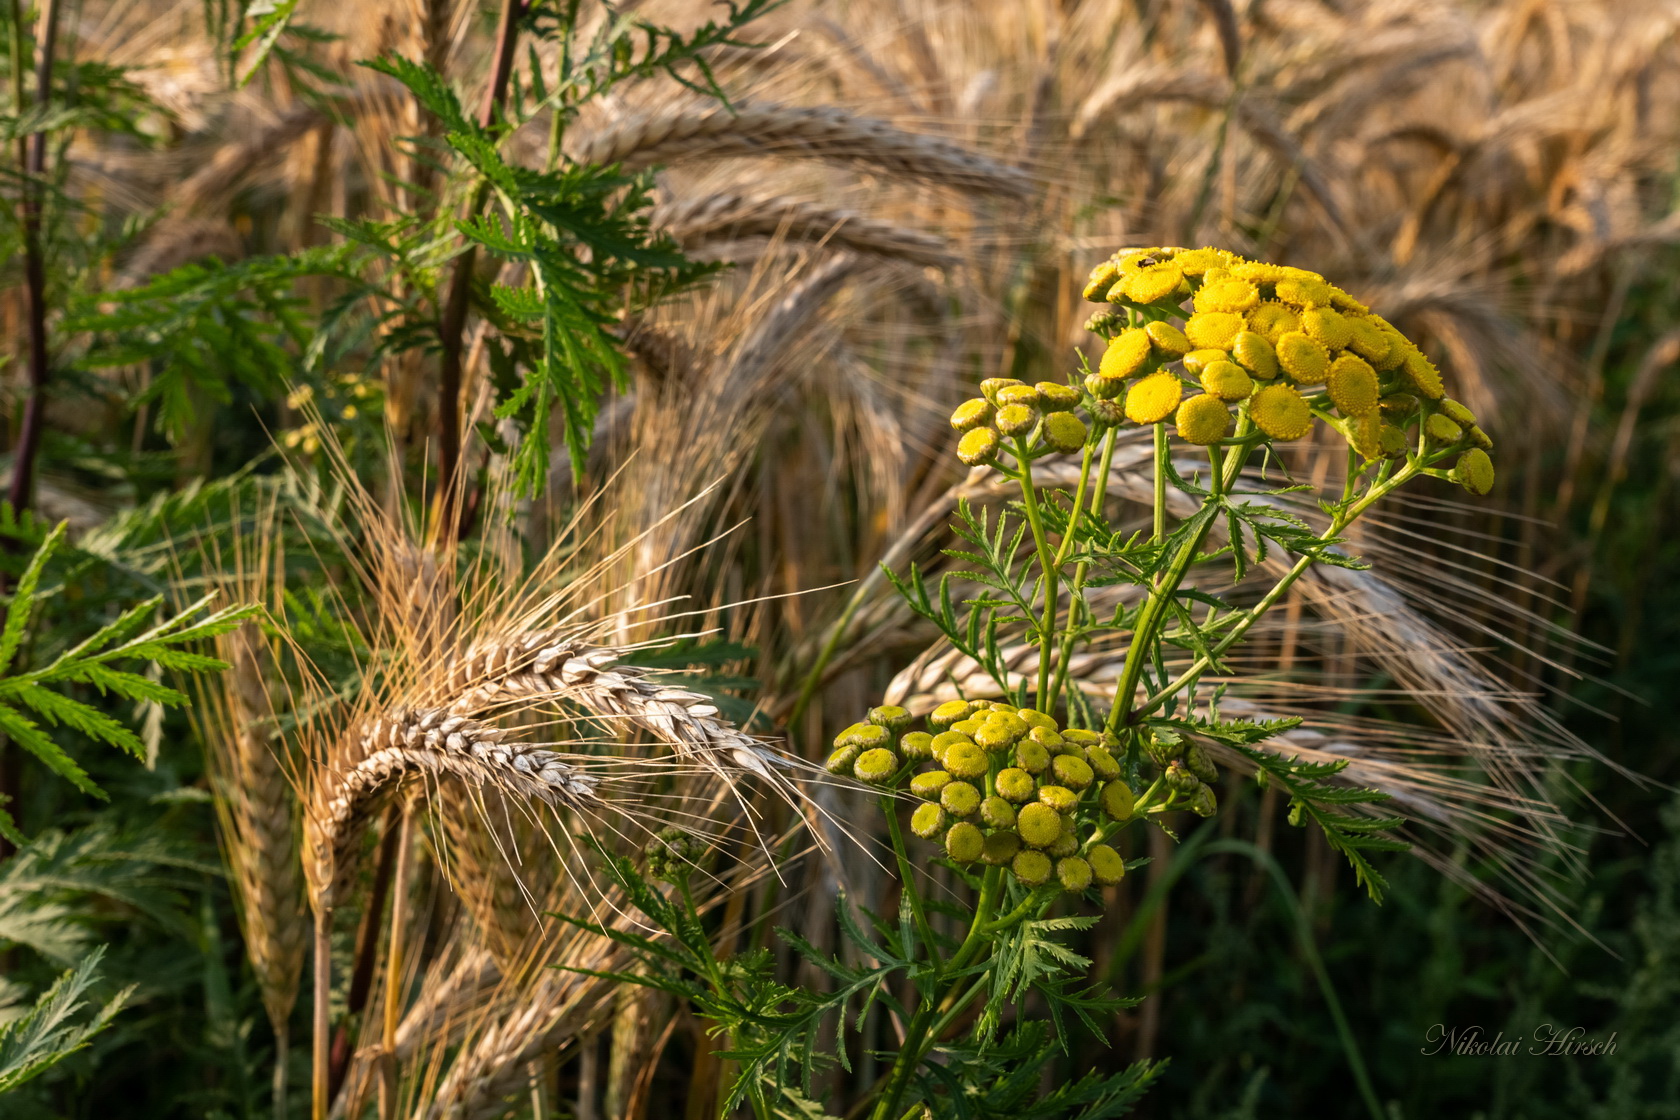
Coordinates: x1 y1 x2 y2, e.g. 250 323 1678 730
643 826 713 885
1143 731 1220 818
834 700 1134 894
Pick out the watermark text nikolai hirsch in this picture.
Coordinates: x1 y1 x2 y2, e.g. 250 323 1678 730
1422 1024 1618 1057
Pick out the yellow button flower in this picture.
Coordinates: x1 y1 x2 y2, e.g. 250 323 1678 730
1176 393 1232 445
1454 448 1495 495
1145 320 1192 356
1326 353 1379 416
1301 306 1352 350
1232 331 1279 379
1193 277 1261 315
1121 262 1184 304
1247 301 1300 343
1100 328 1153 380
1250 383 1314 441
1276 331 1330 384
1186 311 1245 351
1124 372 1183 424
1201 360 1254 401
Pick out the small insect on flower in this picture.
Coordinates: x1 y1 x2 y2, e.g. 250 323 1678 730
1121 262 1185 304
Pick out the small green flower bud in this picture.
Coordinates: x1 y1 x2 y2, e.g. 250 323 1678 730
1052 754 1094 791
996 403 1038 437
836 722 889 750
980 377 1024 406
644 827 709 884
1015 741 1051 774
957 426 1001 467
1100 780 1135 821
1057 856 1093 892
1468 424 1493 451
1042 411 1088 453
1083 309 1125 336
1037 785 1079 814
950 398 993 432
1047 829 1079 859
1017 803 1063 848
910 802 948 839
944 741 989 781
1185 743 1219 784
869 705 912 733
1089 844 1125 886
928 700 975 729
945 821 984 863
1424 413 1463 444
1165 759 1199 793
1085 745 1121 782
941 781 981 818
1189 784 1218 818
1036 382 1082 409
1145 732 1183 767
1012 849 1053 887
853 748 899 784
982 829 1022 866
910 770 951 800
1060 728 1102 748
1085 372 1126 400
824 744 861 775
899 731 934 761
996 767 1036 803
981 796 1017 829
1087 398 1126 427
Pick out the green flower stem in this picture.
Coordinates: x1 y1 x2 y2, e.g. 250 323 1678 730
882 794 940 970
870 868 1004 1120
1049 425 1119 711
1131 459 1420 721
1012 439 1062 704
1152 422 1168 552
1103 512 1217 736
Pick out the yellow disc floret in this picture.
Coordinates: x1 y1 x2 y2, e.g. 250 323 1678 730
1326 353 1379 416
1185 311 1245 351
1301 307 1352 350
1232 331 1279 380
1125 373 1183 424
1200 360 1254 401
1176 393 1232 445
1454 448 1495 495
1100 329 1153 380
1276 331 1330 384
1145 320 1192 356
1250 383 1314 441
1194 278 1261 315
957 427 1000 466
950 398 992 431
1121 262 1185 304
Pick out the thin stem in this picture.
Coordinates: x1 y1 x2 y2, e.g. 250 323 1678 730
436 0 526 538
311 907 331 1120
377 803 415 1120
882 793 939 970
1131 460 1419 720
9 0 59 514
1011 441 1060 704
1152 422 1168 550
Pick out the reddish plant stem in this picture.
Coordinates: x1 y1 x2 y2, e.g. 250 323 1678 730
435 0 526 538
9 0 59 514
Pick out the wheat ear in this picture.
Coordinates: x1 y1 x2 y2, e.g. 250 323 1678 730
570 99 1032 198
209 622 307 1120
649 192 956 268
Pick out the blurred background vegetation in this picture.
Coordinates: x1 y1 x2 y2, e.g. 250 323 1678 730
1 0 1678 1117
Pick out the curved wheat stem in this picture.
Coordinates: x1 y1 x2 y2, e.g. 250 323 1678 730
570 99 1032 198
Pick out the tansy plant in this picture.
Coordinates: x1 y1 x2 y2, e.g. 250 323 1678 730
574 247 1496 1119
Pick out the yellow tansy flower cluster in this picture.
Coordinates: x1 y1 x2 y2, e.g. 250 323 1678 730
949 247 1496 496
829 700 1133 895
